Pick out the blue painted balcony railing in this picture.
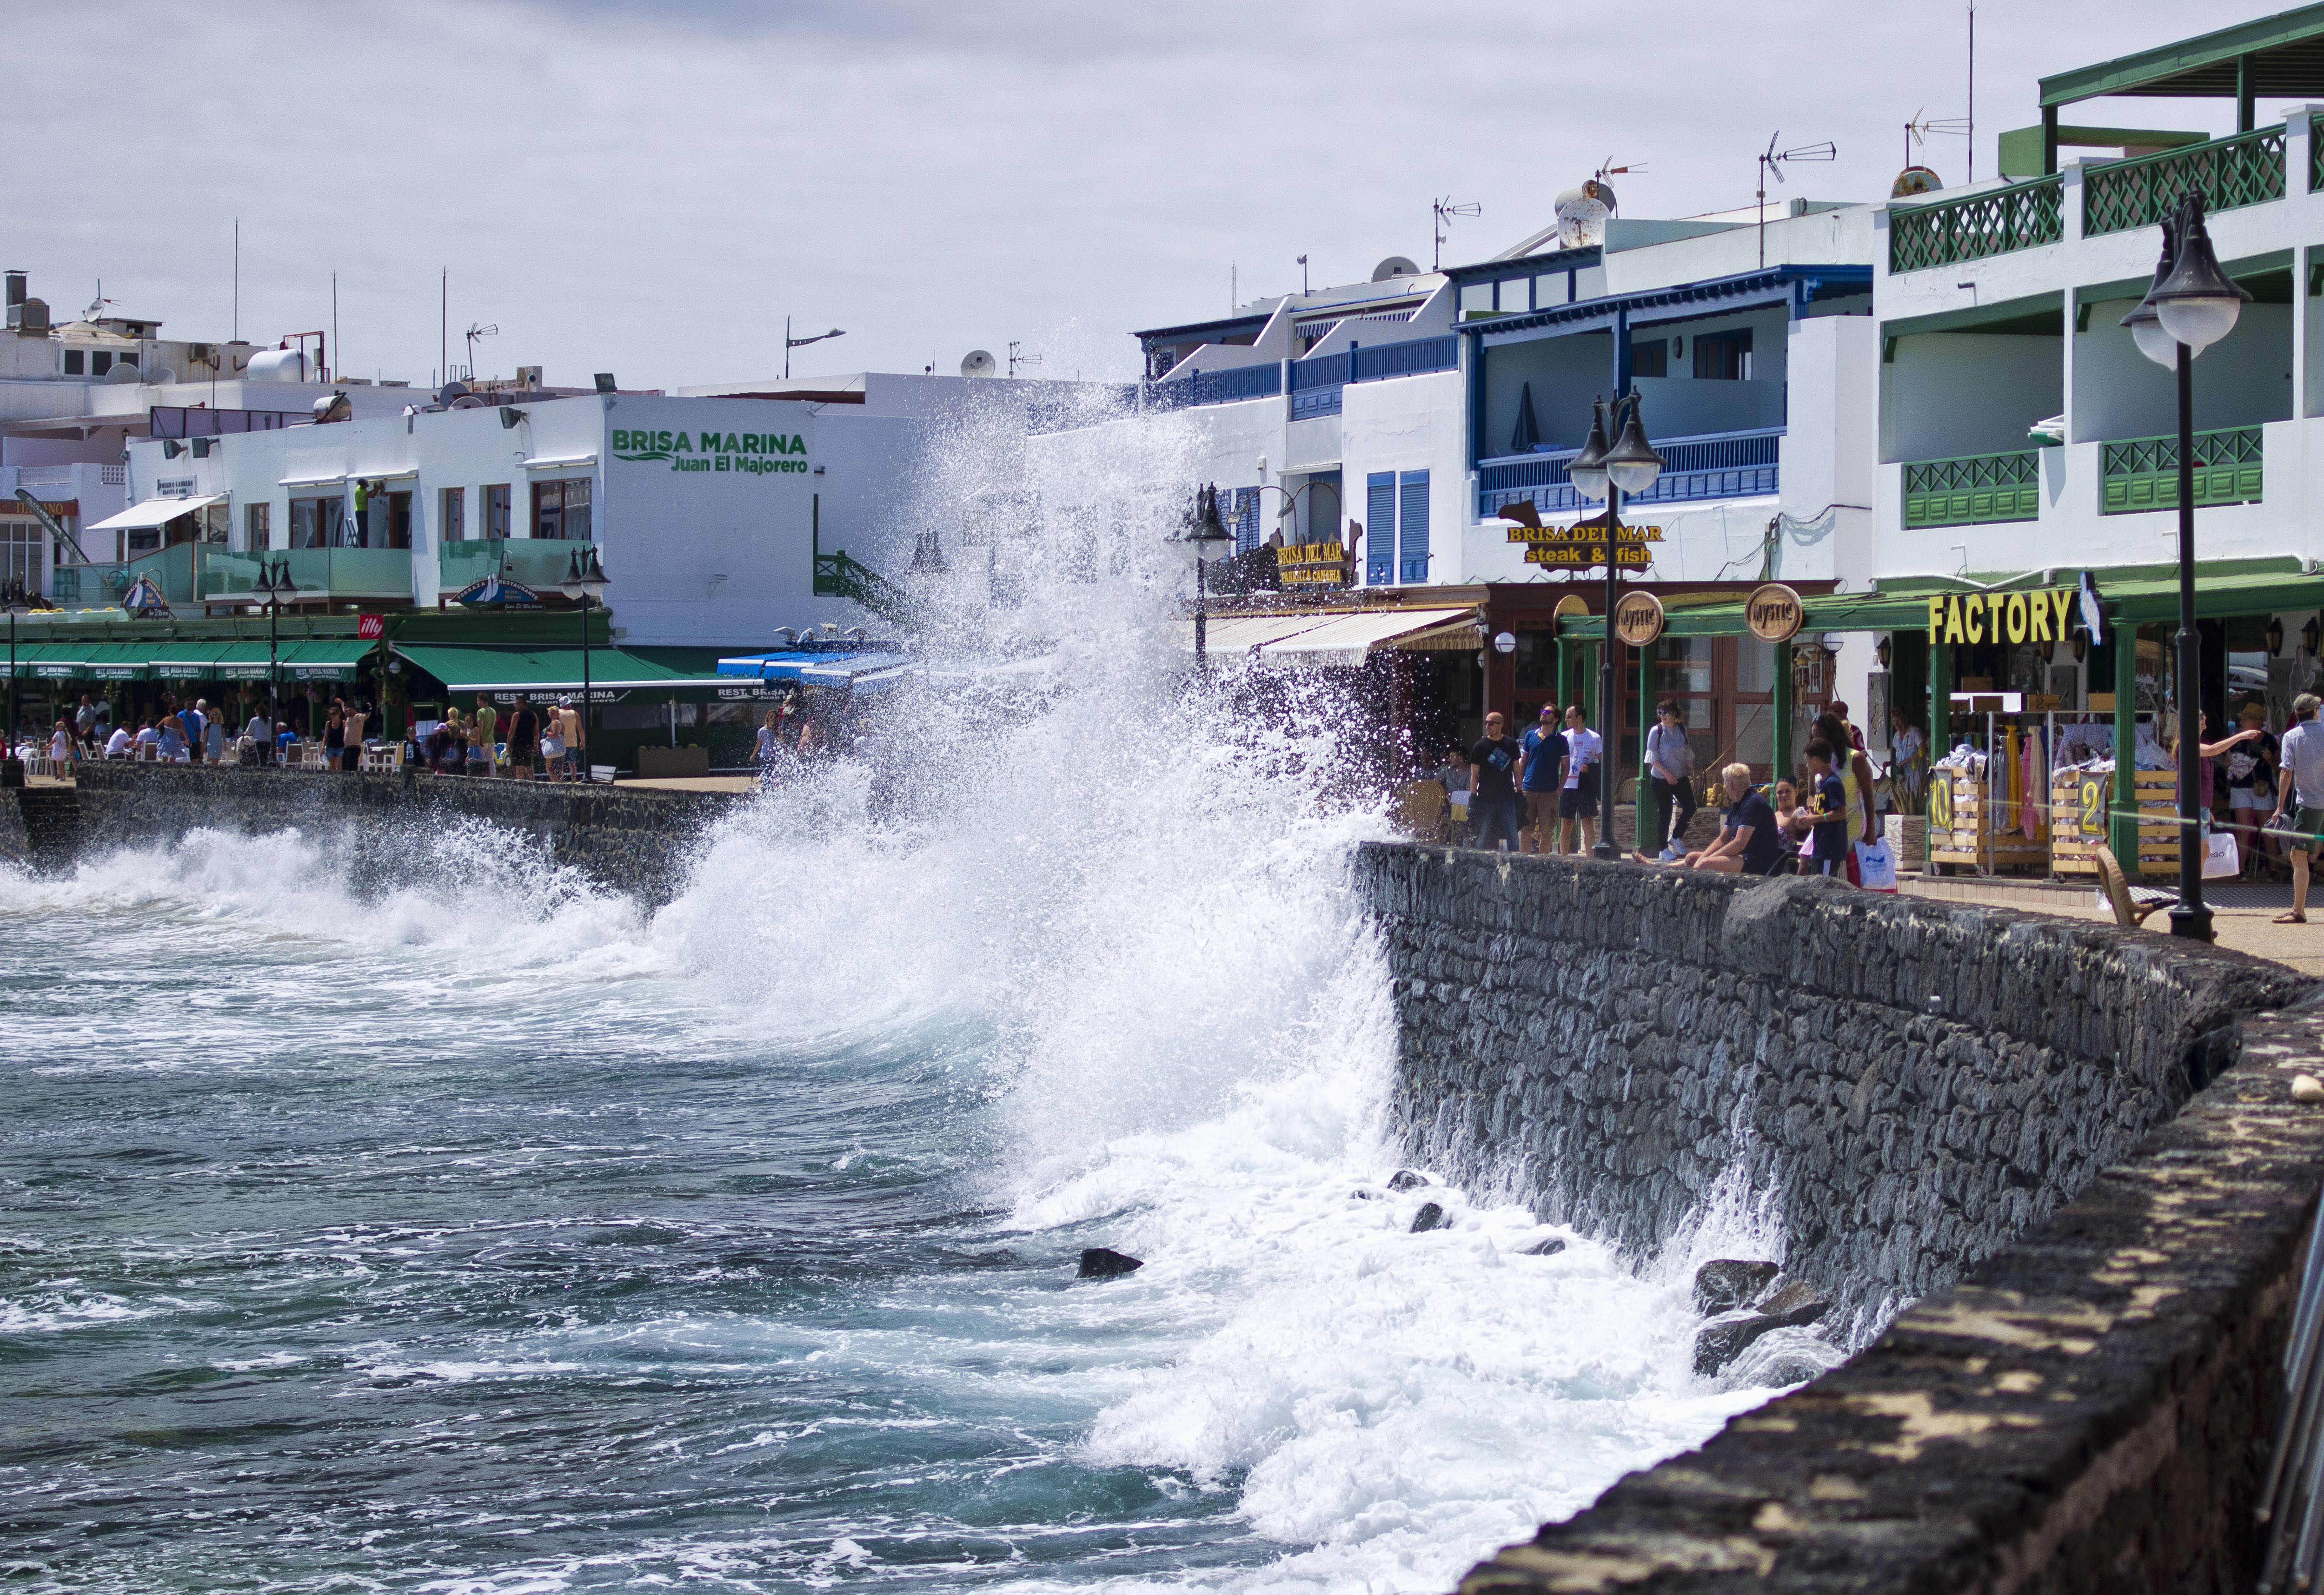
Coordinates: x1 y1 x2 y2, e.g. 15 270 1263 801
1477 427 1785 517
1149 363 1282 411
1290 352 1344 419
1157 333 1463 416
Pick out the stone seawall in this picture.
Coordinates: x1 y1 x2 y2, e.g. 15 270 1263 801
66 765 742 904
1359 843 2311 1331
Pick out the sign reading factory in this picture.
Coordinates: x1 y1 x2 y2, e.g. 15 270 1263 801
1276 541 1351 587
1923 589 2078 647
611 428 812 476
1511 517 1662 569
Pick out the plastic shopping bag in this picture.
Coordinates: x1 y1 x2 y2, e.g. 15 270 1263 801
1855 837 1899 893
2203 829 2240 879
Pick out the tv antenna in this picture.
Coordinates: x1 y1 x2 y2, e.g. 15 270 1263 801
463 321 498 381
1431 195 1480 271
1756 133 1837 267
86 280 113 323
1008 341 1042 378
1904 108 1970 175
1595 156 1647 183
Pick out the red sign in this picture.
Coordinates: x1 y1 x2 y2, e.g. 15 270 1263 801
357 615 384 640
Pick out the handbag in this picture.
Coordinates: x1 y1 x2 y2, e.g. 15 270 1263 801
2203 830 2240 879
1854 837 1899 893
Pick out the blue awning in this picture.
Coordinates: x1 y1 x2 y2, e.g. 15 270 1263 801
797 652 911 687
716 649 860 681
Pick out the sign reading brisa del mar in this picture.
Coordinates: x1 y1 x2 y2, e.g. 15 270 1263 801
611 428 810 476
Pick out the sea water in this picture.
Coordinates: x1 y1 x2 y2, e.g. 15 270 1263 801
0 499 1825 1594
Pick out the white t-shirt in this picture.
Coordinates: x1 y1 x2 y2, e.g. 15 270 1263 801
1562 727 1602 789
106 728 133 757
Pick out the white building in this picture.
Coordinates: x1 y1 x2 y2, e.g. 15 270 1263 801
101 371 1097 647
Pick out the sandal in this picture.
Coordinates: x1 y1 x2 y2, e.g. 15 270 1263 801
2275 911 2307 925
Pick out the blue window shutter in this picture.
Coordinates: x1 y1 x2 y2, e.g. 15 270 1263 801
1366 472 1395 585
1232 487 1260 554
1398 470 1430 584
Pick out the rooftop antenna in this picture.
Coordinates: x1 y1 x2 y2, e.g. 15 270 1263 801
1596 156 1647 183
1756 133 1837 267
439 269 447 394
1966 2 1976 184
1904 107 1970 180
232 219 239 343
85 279 111 322
1008 340 1042 378
1432 195 1480 271
331 269 338 384
1298 254 1308 295
464 321 497 383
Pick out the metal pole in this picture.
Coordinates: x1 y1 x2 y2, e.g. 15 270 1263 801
1195 554 1208 663
579 593 591 781
1594 475 1622 859
2169 338 2212 940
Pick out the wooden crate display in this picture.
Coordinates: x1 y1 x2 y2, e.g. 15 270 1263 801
2050 767 2178 877
1927 764 2049 872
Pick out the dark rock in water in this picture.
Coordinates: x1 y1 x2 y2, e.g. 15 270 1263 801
1350 1190 1376 1200
1693 1258 1782 1315
1409 1202 1447 1233
1523 1237 1567 1256
1387 1170 1427 1192
1692 1282 1832 1375
1078 1247 1143 1279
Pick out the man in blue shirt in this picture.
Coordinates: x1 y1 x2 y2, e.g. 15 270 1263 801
1518 706 1568 854
1802 740 1850 880
1648 763 1781 875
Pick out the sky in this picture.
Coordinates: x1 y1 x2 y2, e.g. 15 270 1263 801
4 0 2292 391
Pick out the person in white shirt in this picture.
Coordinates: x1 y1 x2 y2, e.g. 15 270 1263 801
2270 693 2324 924
105 724 134 760
1556 703 1603 855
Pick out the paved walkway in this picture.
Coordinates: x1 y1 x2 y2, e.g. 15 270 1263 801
1902 874 2324 977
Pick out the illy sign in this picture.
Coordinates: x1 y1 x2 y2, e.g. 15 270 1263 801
357 615 385 640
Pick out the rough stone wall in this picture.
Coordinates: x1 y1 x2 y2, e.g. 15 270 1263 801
0 788 28 868
68 765 740 904
1359 843 2311 1330
1458 1002 2324 1595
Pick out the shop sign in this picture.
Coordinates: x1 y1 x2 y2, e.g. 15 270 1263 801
716 683 796 701
34 662 78 680
292 664 356 681
1927 773 1955 831
1924 588 2076 648
357 615 385 640
1746 583 1804 643
611 428 811 477
1613 590 1666 647
155 663 209 680
1505 522 1664 544
1527 545 1650 568
1277 541 1350 587
2077 772 2109 836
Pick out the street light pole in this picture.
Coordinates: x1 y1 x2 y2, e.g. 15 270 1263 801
1568 395 1665 859
2123 190 2251 942
1170 483 1235 663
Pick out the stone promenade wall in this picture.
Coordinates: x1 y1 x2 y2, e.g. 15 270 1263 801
1358 843 2313 1330
69 765 740 904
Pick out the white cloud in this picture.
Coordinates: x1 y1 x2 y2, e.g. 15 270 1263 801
9 0 2274 389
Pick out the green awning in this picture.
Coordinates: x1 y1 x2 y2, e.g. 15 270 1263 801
277 640 375 682
392 644 728 695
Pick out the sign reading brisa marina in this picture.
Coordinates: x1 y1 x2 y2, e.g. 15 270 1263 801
611 428 810 476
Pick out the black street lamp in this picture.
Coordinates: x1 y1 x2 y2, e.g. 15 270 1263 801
561 544 610 778
2122 190 2250 942
1567 392 1666 859
1170 483 1236 662
252 557 298 762
2 576 29 756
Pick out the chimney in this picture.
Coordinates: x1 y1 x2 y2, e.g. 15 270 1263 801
5 271 24 309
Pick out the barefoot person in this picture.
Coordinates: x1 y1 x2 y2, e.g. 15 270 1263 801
2270 694 2324 923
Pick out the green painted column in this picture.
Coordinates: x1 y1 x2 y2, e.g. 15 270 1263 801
1928 638 1952 764
1638 637 1654 849
1772 639 1794 783
1554 635 1567 715
2112 621 2140 864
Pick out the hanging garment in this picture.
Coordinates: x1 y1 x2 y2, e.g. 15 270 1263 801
2021 733 2045 839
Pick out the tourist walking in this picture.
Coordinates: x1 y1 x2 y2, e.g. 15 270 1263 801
1801 740 1852 880
48 717 73 776
1557 704 1601 855
539 706 566 779
473 695 499 777
199 700 226 763
1467 710 1522 854
2271 694 2324 923
74 694 102 755
556 697 583 780
1519 706 1567 854
2229 702 2281 878
505 695 539 781
1645 701 1696 861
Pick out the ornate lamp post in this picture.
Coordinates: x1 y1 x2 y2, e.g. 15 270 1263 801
2122 191 2250 941
252 557 298 761
561 545 611 778
1169 483 1236 662
1567 393 1666 859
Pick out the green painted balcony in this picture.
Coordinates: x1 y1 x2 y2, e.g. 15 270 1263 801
1888 177 2063 274
202 547 417 602
2084 125 2286 237
437 538 583 594
1901 450 2041 528
2101 426 2263 514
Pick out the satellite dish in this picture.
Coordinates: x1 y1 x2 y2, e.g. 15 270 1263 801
1891 165 1944 199
103 363 142 384
143 367 175 385
1371 255 1421 283
448 394 487 409
438 380 470 405
1554 179 1616 249
960 349 998 378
